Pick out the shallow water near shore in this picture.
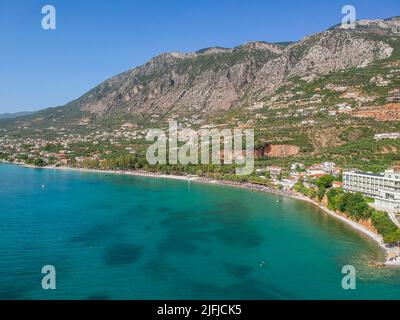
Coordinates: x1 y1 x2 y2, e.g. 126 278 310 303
1 163 400 300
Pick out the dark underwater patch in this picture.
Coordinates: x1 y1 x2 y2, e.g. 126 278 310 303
213 226 264 248
157 213 212 255
158 236 199 255
224 263 254 278
139 257 179 281
103 243 143 266
135 204 149 212
69 224 117 245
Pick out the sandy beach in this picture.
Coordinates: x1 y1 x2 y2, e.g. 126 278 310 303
7 161 400 266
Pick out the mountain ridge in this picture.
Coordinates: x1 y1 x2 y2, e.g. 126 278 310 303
61 17 399 119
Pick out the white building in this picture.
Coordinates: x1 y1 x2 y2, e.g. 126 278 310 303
322 162 336 173
343 170 400 211
374 132 400 141
291 162 304 172
265 166 282 176
279 179 297 190
337 103 352 113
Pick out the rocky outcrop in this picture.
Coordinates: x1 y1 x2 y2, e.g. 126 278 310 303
250 30 393 100
266 145 300 158
255 144 300 158
354 103 400 121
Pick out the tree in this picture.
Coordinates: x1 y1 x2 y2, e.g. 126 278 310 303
315 175 335 201
308 188 317 199
33 158 45 167
371 210 400 244
317 186 326 201
316 175 335 189
327 188 344 211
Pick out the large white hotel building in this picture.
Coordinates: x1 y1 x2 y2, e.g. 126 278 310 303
343 170 400 211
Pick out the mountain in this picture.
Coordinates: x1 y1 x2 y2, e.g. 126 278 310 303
0 111 32 120
3 17 398 124
66 41 283 117
58 17 398 119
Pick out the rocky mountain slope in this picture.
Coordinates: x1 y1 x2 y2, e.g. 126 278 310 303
61 17 399 118
68 42 283 116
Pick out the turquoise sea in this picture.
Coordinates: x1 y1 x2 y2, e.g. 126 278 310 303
0 163 400 300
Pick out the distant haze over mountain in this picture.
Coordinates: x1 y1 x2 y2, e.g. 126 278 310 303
0 112 32 120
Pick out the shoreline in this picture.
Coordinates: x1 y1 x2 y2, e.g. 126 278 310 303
4 161 400 266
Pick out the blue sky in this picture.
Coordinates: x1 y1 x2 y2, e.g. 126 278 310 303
0 0 399 113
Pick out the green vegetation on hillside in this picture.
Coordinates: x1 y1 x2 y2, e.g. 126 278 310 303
327 188 400 244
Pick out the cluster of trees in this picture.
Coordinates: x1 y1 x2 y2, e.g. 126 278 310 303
21 156 46 167
77 154 146 170
2 153 51 167
294 179 317 198
101 154 148 170
294 175 335 201
327 188 400 244
315 175 335 200
76 152 279 186
32 158 46 167
327 189 371 220
78 153 251 179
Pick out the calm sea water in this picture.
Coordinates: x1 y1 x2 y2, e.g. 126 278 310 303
0 163 400 300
